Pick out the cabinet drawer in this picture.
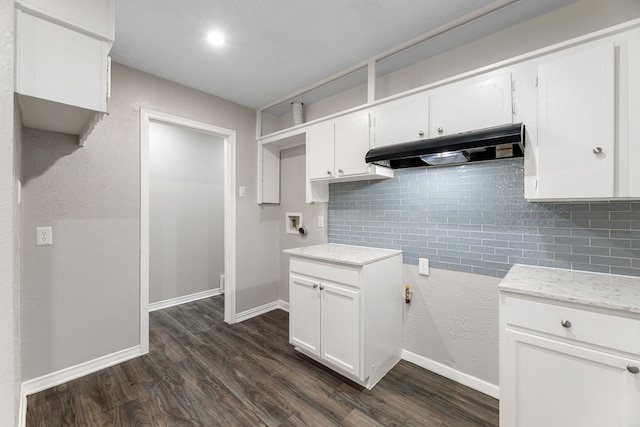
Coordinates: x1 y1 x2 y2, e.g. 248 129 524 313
290 257 360 288
504 296 640 355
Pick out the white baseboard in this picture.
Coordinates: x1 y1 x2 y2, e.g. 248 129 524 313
21 345 141 399
236 299 288 322
148 288 221 312
18 388 27 427
402 350 499 399
277 299 289 312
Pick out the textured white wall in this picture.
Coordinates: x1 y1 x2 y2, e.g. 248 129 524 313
278 144 328 302
149 121 225 304
0 0 20 424
403 265 500 386
21 63 279 381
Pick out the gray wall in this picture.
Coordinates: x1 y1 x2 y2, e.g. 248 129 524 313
0 0 20 423
278 144 328 302
149 121 225 303
21 63 279 381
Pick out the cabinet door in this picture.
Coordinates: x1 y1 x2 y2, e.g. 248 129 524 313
16 11 107 112
334 112 371 177
501 330 640 427
320 282 360 378
289 275 320 357
536 43 615 199
306 121 335 180
430 73 513 137
373 92 429 148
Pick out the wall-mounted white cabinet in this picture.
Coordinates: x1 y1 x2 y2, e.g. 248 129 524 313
371 73 512 149
14 0 114 144
307 111 379 179
285 244 402 390
535 43 615 199
307 121 335 180
372 92 430 149
305 111 393 203
525 28 640 201
429 73 513 138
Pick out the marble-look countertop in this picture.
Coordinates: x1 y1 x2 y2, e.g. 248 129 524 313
283 243 402 266
500 264 640 314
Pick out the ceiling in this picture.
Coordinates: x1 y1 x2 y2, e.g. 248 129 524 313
111 0 576 112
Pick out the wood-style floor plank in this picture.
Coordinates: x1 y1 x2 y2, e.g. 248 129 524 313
26 295 498 426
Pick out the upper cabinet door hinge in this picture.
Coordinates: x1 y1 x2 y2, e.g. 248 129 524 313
534 75 539 88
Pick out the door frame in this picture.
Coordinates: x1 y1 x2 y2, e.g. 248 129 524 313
139 108 237 353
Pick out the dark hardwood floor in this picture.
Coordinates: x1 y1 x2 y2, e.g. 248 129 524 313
26 296 498 426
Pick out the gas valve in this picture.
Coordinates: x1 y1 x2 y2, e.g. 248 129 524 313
405 284 412 304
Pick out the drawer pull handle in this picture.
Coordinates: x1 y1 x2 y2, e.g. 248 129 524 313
560 319 572 328
628 365 640 374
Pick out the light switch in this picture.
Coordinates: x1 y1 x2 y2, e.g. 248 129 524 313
239 186 246 198
317 216 324 228
36 226 53 246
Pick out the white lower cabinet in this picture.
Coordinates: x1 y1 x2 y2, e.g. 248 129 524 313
287 250 402 389
500 293 640 427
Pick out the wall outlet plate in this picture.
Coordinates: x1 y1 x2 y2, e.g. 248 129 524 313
36 226 53 246
419 258 429 276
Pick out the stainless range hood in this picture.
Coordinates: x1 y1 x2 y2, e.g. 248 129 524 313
366 123 525 169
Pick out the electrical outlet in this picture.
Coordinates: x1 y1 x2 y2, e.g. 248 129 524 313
239 186 246 198
317 216 324 228
419 258 429 276
36 226 53 246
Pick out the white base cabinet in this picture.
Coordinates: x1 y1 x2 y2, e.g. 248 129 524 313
500 293 640 427
287 249 402 389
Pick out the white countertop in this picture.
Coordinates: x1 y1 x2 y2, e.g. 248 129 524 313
500 264 640 314
283 243 402 266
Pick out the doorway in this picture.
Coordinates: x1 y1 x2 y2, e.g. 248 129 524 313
140 109 237 354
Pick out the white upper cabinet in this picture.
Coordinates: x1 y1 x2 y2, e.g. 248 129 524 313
536 43 615 200
429 73 513 137
14 0 114 143
372 92 429 148
305 110 393 203
307 121 335 181
307 111 372 180
526 27 640 201
334 111 372 177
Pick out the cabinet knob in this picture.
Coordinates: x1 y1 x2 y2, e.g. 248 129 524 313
592 146 603 155
627 364 640 374
418 131 424 137
560 319 572 328
326 170 332 176
437 127 444 134
312 283 318 289
338 169 344 174
319 285 325 291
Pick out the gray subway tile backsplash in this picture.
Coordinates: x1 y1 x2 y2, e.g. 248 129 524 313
327 158 640 278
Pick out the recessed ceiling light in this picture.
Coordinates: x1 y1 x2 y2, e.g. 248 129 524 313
207 31 224 47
